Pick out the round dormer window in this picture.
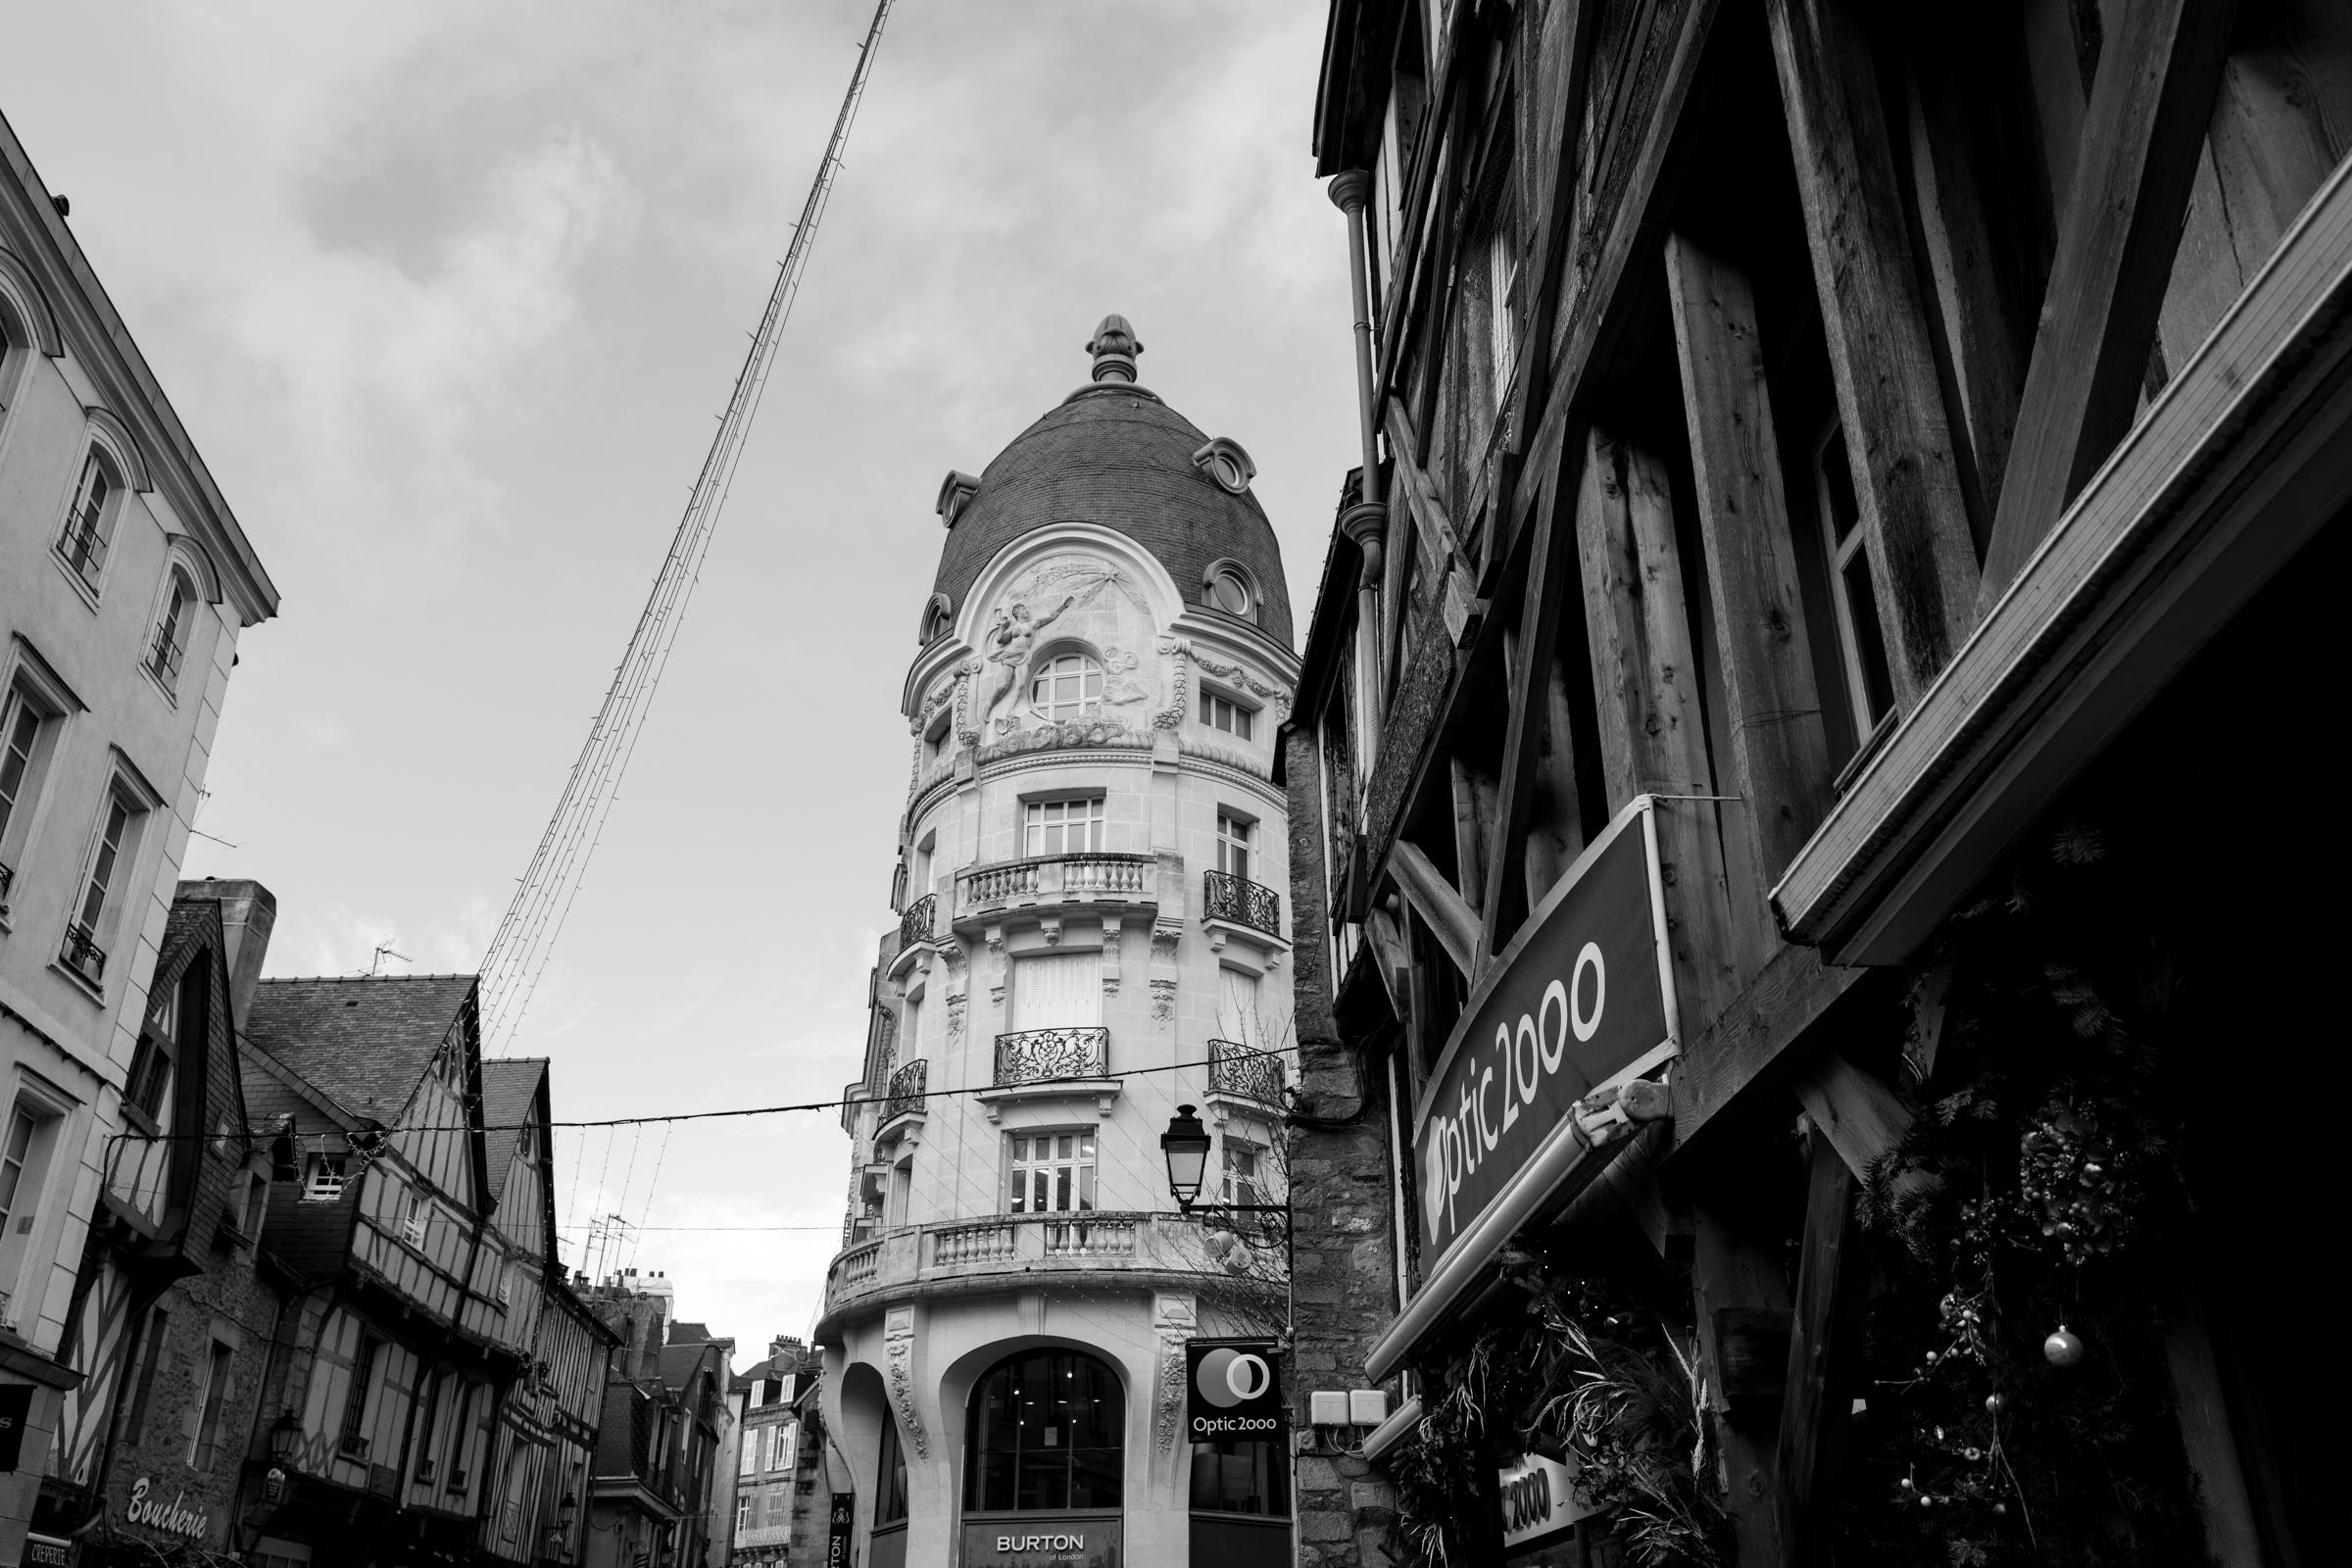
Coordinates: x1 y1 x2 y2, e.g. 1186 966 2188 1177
1207 565 1254 618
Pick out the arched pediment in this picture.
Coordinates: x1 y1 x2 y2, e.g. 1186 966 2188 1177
83 404 155 492
0 245 63 357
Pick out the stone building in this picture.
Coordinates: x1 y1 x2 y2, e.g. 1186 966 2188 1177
725 1337 821 1567
1290 0 2352 1563
814 319 1298 1568
581 1274 731 1568
1 106 276 1562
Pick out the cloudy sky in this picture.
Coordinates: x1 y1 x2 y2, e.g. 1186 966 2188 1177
2 2 1356 1355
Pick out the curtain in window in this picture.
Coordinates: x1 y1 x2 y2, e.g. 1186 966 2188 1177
1009 952 1102 1030
1217 968 1262 1050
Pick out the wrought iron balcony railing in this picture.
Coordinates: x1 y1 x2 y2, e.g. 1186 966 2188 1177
60 922 107 987
146 627 185 683
994 1026 1109 1086
956 852 1153 917
1209 1039 1285 1104
1202 869 1282 937
898 893 938 950
884 1058 927 1122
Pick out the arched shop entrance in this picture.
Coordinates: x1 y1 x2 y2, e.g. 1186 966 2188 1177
961 1348 1124 1567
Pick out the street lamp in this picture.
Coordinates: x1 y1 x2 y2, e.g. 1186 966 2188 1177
1160 1105 1211 1211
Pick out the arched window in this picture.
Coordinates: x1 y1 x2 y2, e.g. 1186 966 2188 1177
146 568 198 689
1028 653 1102 723
57 449 122 593
964 1348 1123 1513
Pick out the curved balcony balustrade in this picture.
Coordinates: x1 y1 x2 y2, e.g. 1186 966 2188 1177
819 1209 1279 1326
898 893 939 951
994 1026 1108 1086
1201 869 1282 939
952 851 1163 932
882 1058 928 1124
1207 1039 1285 1105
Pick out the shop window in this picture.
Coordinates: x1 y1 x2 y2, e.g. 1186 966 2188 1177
876 1416 909 1524
1190 1435 1291 1517
963 1348 1124 1513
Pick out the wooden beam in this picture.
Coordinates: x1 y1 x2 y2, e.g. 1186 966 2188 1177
1663 233 1838 897
1521 640 1587 906
1775 1132 1871 1566
1668 942 1866 1164
1478 444 1578 964
1388 838 1481 980
1573 428 1743 1025
1448 756 1491 913
1767 0 1983 705
1977 0 2238 612
1790 1051 1914 1179
1690 1202 1788 1563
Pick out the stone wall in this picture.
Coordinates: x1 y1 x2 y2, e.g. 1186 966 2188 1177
1282 725 1398 1567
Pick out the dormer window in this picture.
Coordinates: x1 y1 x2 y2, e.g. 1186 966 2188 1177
1202 561 1258 622
1192 437 1256 496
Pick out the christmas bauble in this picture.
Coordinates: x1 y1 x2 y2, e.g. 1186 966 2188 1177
2043 1325 2085 1368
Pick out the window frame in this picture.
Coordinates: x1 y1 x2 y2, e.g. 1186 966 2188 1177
54 447 125 598
1200 689 1256 743
1216 810 1255 880
1811 418 1897 744
189 1337 236 1469
142 565 200 702
1004 1127 1098 1216
0 658 74 889
1021 796 1105 858
60 763 160 996
1027 651 1104 724
303 1152 350 1203
961 1348 1124 1515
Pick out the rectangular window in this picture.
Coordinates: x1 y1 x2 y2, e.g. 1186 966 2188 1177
444 1380 474 1484
123 1307 172 1437
1223 1142 1267 1208
63 792 136 986
1200 692 1254 741
1216 811 1253 880
1814 422 1896 742
399 1190 427 1248
57 454 113 588
775 1422 798 1473
0 683 58 872
1007 951 1102 1031
1022 797 1104 858
1217 967 1263 1052
1006 1131 1097 1215
0 1099 60 1311
303 1153 349 1202
736 1494 750 1532
739 1427 759 1477
340 1336 380 1452
190 1339 235 1469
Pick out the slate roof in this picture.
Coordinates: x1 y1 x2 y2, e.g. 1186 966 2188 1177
243 974 477 1125
931 383 1295 648
481 1057 547 1193
667 1320 713 1346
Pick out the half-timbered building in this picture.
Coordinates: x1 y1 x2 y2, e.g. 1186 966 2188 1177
233 973 533 1566
1291 0 2350 1562
31 879 280 1562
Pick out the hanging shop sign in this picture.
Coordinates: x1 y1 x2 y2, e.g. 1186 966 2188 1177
1498 1450 1598 1554
960 1517 1121 1567
1414 797 1678 1270
21 1534 73 1568
1184 1340 1285 1442
0 1383 32 1472
826 1494 855 1568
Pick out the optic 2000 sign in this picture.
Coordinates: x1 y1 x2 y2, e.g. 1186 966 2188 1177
1415 799 1678 1263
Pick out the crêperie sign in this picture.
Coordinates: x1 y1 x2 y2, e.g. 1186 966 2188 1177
1415 800 1674 1264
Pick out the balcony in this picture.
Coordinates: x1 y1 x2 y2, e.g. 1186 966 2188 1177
994 1026 1107 1086
898 893 938 951
954 852 1159 929
882 1058 927 1124
1201 869 1282 939
819 1210 1279 1326
60 922 107 987
1208 1039 1285 1105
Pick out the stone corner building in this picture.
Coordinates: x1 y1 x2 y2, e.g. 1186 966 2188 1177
1290 0 2350 1564
815 319 1300 1568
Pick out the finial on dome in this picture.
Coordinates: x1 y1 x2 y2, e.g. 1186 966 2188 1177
1086 315 1144 383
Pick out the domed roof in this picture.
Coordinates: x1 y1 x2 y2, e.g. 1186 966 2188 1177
929 326 1292 649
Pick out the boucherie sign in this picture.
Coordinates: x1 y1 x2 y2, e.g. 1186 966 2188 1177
1417 800 1676 1264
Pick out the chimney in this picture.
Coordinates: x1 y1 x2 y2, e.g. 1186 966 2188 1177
183 878 276 1029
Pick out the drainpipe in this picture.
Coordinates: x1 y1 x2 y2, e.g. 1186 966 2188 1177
1330 171 1390 744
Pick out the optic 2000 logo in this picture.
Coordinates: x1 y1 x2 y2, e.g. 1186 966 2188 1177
1187 1346 1279 1439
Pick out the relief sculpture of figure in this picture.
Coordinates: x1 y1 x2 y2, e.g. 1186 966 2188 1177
983 594 1077 728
